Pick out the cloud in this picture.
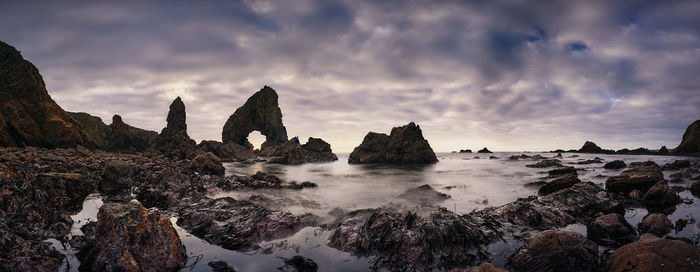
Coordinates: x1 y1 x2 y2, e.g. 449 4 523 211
1 0 698 152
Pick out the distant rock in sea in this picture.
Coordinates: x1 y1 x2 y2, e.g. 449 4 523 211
198 140 255 162
348 122 438 164
222 85 288 149
672 119 700 156
151 97 199 159
459 149 472 153
577 141 609 154
477 147 492 153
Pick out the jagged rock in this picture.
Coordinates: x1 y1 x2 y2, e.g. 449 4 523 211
638 213 673 237
348 122 438 164
586 213 636 247
177 197 304 250
222 86 288 149
477 147 492 153
152 97 199 159
0 221 64 272
510 230 600 272
658 145 670 155
578 141 606 153
604 160 626 169
282 256 318 272
198 140 255 161
642 181 680 213
100 160 134 195
105 115 157 153
78 202 186 271
0 41 97 148
605 161 663 194
189 152 225 176
526 159 562 168
267 137 338 164
605 233 700 272
538 173 581 195
66 112 110 147
662 159 691 170
672 119 700 156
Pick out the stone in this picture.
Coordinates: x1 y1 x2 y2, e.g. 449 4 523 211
104 115 157 153
538 173 581 195
642 181 680 212
398 184 451 204
198 140 255 162
605 161 663 194
283 256 318 272
604 160 626 169
222 86 288 149
526 159 562 168
66 112 110 147
671 119 700 156
586 213 636 247
189 152 225 176
605 233 700 272
662 159 691 170
100 160 134 195
208 261 237 272
459 149 472 153
152 97 199 159
510 230 600 272
546 166 577 177
462 263 508 272
78 202 186 271
267 137 338 164
691 181 700 197
658 145 670 155
578 141 604 153
0 41 97 148
638 213 673 237
477 147 492 153
348 122 438 164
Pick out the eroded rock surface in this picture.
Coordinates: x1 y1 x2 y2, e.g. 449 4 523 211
151 97 199 159
266 137 338 164
222 86 288 149
605 234 700 272
510 230 600 272
672 119 700 156
605 161 663 194
189 152 225 176
349 122 437 164
586 213 636 247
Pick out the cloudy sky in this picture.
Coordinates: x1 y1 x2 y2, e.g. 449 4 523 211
2 0 698 152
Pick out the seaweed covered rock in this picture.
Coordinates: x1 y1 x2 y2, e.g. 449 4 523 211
198 140 255 162
104 115 157 153
538 173 581 195
605 233 700 272
348 122 437 164
152 97 199 159
641 181 680 213
662 159 691 170
189 152 225 176
510 230 599 272
638 213 673 237
222 86 288 149
0 221 64 272
586 213 636 247
605 161 663 194
671 119 700 156
78 202 186 271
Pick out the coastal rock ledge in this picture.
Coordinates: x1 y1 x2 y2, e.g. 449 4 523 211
348 122 438 164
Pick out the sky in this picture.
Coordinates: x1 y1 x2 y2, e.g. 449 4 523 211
1 0 699 152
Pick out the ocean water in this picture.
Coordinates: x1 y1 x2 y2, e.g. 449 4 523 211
60 152 699 272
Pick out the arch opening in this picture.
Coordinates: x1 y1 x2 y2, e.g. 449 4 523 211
247 131 266 151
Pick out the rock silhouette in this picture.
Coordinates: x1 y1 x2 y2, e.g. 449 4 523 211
672 119 700 156
151 97 199 159
348 122 438 164
222 86 288 149
105 115 157 152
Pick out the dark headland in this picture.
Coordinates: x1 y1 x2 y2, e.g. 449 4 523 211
1 40 699 271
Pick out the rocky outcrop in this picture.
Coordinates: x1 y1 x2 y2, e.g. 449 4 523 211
78 202 186 271
510 230 600 272
348 122 438 164
66 112 111 147
586 213 636 247
198 140 255 162
266 137 338 164
189 152 225 176
282 256 318 272
641 181 680 212
538 173 581 195
577 141 607 153
105 115 157 153
222 86 288 149
477 147 492 153
605 233 700 272
662 159 691 170
605 161 663 194
672 119 700 156
151 97 199 159
0 41 97 148
526 159 562 168
604 160 626 169
638 213 673 237
692 181 700 197
100 160 134 196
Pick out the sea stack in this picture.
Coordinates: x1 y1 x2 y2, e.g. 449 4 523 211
349 122 438 164
672 119 700 156
222 86 288 149
151 97 198 159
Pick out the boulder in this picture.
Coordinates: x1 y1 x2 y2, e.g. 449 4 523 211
267 137 338 164
459 149 472 153
461 263 508 272
104 115 157 153
671 119 700 156
78 202 186 271
605 233 700 272
510 230 599 272
348 122 438 164
604 160 626 169
222 86 288 149
638 213 673 237
100 160 134 195
578 141 604 153
691 181 700 197
282 256 318 272
642 181 680 212
605 161 663 194
151 97 199 159
189 152 225 176
658 145 670 155
546 166 577 177
526 159 562 168
0 41 97 148
477 147 492 153
662 159 691 170
198 140 255 161
538 173 581 195
586 213 636 246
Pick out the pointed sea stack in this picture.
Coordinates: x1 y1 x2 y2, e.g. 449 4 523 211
349 122 438 164
672 119 700 156
222 86 288 149
151 97 198 159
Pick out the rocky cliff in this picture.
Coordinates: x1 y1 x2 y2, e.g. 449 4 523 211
672 119 700 156
349 122 438 164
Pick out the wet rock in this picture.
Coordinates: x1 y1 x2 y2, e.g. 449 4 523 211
399 184 451 204
642 181 680 213
151 97 199 159
177 197 304 250
198 140 255 162
104 115 157 153
282 255 318 272
538 173 581 195
605 233 700 272
189 152 225 176
510 230 600 272
100 160 134 195
586 213 636 247
66 111 111 147
349 122 438 164
628 189 643 200
604 160 627 169
663 159 691 170
208 261 237 272
0 222 64 272
554 152 563 158
477 147 492 153
606 161 663 194
222 86 289 149
578 141 607 154
546 166 577 177
267 137 338 164
671 119 700 156
79 202 186 271
638 213 673 237
658 145 670 155
691 181 700 197
526 159 562 168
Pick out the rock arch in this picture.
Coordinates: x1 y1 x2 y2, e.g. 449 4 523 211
222 86 288 149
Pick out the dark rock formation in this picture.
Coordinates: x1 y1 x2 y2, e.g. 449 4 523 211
574 157 604 164
662 159 691 170
538 173 581 195
691 181 700 197
604 160 626 169
605 161 663 194
459 149 472 153
208 261 237 272
526 159 562 168
546 166 577 177
348 122 438 164
100 160 134 196
0 41 97 148
605 233 700 272
641 181 680 213
586 213 636 247
152 97 199 159
658 145 669 155
222 86 288 149
638 213 673 237
509 230 600 272
282 256 318 272
267 137 338 164
78 202 186 271
398 184 451 204
189 152 225 176
198 140 255 162
105 115 157 153
672 119 700 156
461 263 508 272
477 147 492 153
578 141 604 153
66 112 110 147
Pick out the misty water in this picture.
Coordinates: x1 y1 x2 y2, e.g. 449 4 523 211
61 152 700 272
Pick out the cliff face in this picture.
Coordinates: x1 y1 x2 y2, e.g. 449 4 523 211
672 120 700 156
0 41 96 148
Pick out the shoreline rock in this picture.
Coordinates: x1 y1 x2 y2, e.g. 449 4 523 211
348 122 438 164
